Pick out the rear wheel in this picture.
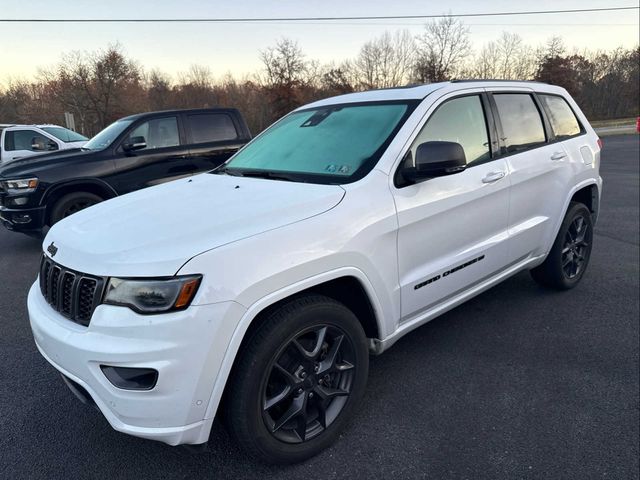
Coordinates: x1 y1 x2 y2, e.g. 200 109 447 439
49 192 103 225
224 295 369 464
530 201 593 290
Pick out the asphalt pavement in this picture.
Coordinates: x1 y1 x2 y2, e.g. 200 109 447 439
0 135 638 479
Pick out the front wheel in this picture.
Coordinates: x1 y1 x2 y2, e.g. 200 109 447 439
224 295 369 464
49 191 103 226
530 201 594 290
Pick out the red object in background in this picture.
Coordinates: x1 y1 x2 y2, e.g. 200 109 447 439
636 117 640 133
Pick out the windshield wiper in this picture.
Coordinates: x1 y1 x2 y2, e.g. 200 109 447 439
213 166 243 177
237 170 302 182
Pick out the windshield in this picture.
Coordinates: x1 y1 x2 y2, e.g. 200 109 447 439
41 127 88 143
83 119 133 151
222 101 416 183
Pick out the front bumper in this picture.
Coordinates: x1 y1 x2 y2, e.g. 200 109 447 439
28 282 246 445
0 205 46 232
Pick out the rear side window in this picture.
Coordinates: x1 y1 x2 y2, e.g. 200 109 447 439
493 94 546 153
410 95 490 165
187 114 238 144
539 94 581 138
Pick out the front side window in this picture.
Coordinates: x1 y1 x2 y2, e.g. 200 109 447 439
539 94 581 139
188 114 238 143
493 94 546 153
223 102 415 183
125 117 180 151
41 127 88 143
5 130 53 152
410 95 490 165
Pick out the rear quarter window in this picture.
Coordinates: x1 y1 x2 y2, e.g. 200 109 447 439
539 94 582 139
187 114 238 144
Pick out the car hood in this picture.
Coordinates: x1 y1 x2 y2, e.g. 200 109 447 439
0 148 92 176
44 173 346 277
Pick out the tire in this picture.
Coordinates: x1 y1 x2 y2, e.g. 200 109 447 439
530 201 594 290
224 294 369 464
49 192 103 225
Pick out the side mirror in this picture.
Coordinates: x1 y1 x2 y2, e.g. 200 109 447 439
402 141 466 182
123 136 147 152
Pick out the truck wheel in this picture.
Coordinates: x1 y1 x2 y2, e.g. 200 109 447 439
50 192 103 225
530 201 593 290
224 294 369 464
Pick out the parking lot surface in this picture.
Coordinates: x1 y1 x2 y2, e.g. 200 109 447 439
1 135 638 479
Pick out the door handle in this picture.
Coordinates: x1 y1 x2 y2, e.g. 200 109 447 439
551 151 567 161
482 171 506 183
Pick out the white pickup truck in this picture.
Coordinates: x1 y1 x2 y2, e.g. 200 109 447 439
0 124 88 164
29 80 602 464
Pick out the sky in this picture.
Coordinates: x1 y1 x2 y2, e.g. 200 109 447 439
0 0 638 86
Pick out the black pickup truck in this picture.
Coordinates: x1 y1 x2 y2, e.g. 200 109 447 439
0 108 251 235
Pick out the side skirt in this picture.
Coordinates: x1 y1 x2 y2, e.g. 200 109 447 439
369 254 545 355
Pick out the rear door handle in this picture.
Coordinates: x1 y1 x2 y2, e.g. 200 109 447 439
482 171 506 183
551 151 567 161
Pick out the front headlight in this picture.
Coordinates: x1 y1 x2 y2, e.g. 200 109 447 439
103 275 202 314
1 177 39 194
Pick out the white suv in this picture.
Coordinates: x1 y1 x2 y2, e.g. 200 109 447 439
28 81 602 464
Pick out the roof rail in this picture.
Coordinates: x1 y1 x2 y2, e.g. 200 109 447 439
450 79 548 84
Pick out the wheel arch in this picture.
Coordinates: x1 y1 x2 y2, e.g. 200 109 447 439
41 179 118 224
203 268 385 425
540 179 600 265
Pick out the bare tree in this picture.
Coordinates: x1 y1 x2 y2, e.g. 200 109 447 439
259 38 307 88
414 17 470 82
354 30 415 89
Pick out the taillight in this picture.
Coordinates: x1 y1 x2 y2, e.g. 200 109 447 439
597 138 603 150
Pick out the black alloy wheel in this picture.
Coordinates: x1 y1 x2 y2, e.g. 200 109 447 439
561 214 591 279
530 201 594 290
224 294 369 464
261 324 356 444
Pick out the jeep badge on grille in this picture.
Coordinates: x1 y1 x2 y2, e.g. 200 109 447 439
47 242 58 257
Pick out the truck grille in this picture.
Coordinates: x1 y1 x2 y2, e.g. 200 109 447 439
39 255 106 326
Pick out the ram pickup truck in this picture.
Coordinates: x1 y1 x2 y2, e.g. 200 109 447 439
28 81 601 464
0 108 250 234
0 124 88 164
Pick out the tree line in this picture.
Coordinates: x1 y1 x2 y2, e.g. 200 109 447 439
0 18 637 136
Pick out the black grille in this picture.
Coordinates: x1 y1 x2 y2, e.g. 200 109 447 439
39 255 105 326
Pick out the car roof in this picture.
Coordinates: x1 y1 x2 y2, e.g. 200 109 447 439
119 107 240 122
2 124 66 129
300 80 567 109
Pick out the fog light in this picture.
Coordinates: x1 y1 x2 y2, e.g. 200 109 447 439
12 214 32 224
9 197 29 206
100 366 158 391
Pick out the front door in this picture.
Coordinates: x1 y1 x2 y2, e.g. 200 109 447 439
392 93 512 322
111 115 195 193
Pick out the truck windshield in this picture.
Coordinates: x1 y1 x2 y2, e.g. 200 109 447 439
41 127 88 143
221 101 417 184
83 120 133 151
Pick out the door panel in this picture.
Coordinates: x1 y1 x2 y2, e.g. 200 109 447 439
394 161 510 320
109 116 196 194
393 93 511 321
489 91 576 262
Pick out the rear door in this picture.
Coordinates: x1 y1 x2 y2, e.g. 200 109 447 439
392 91 512 321
110 115 194 194
185 112 247 171
487 89 575 263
